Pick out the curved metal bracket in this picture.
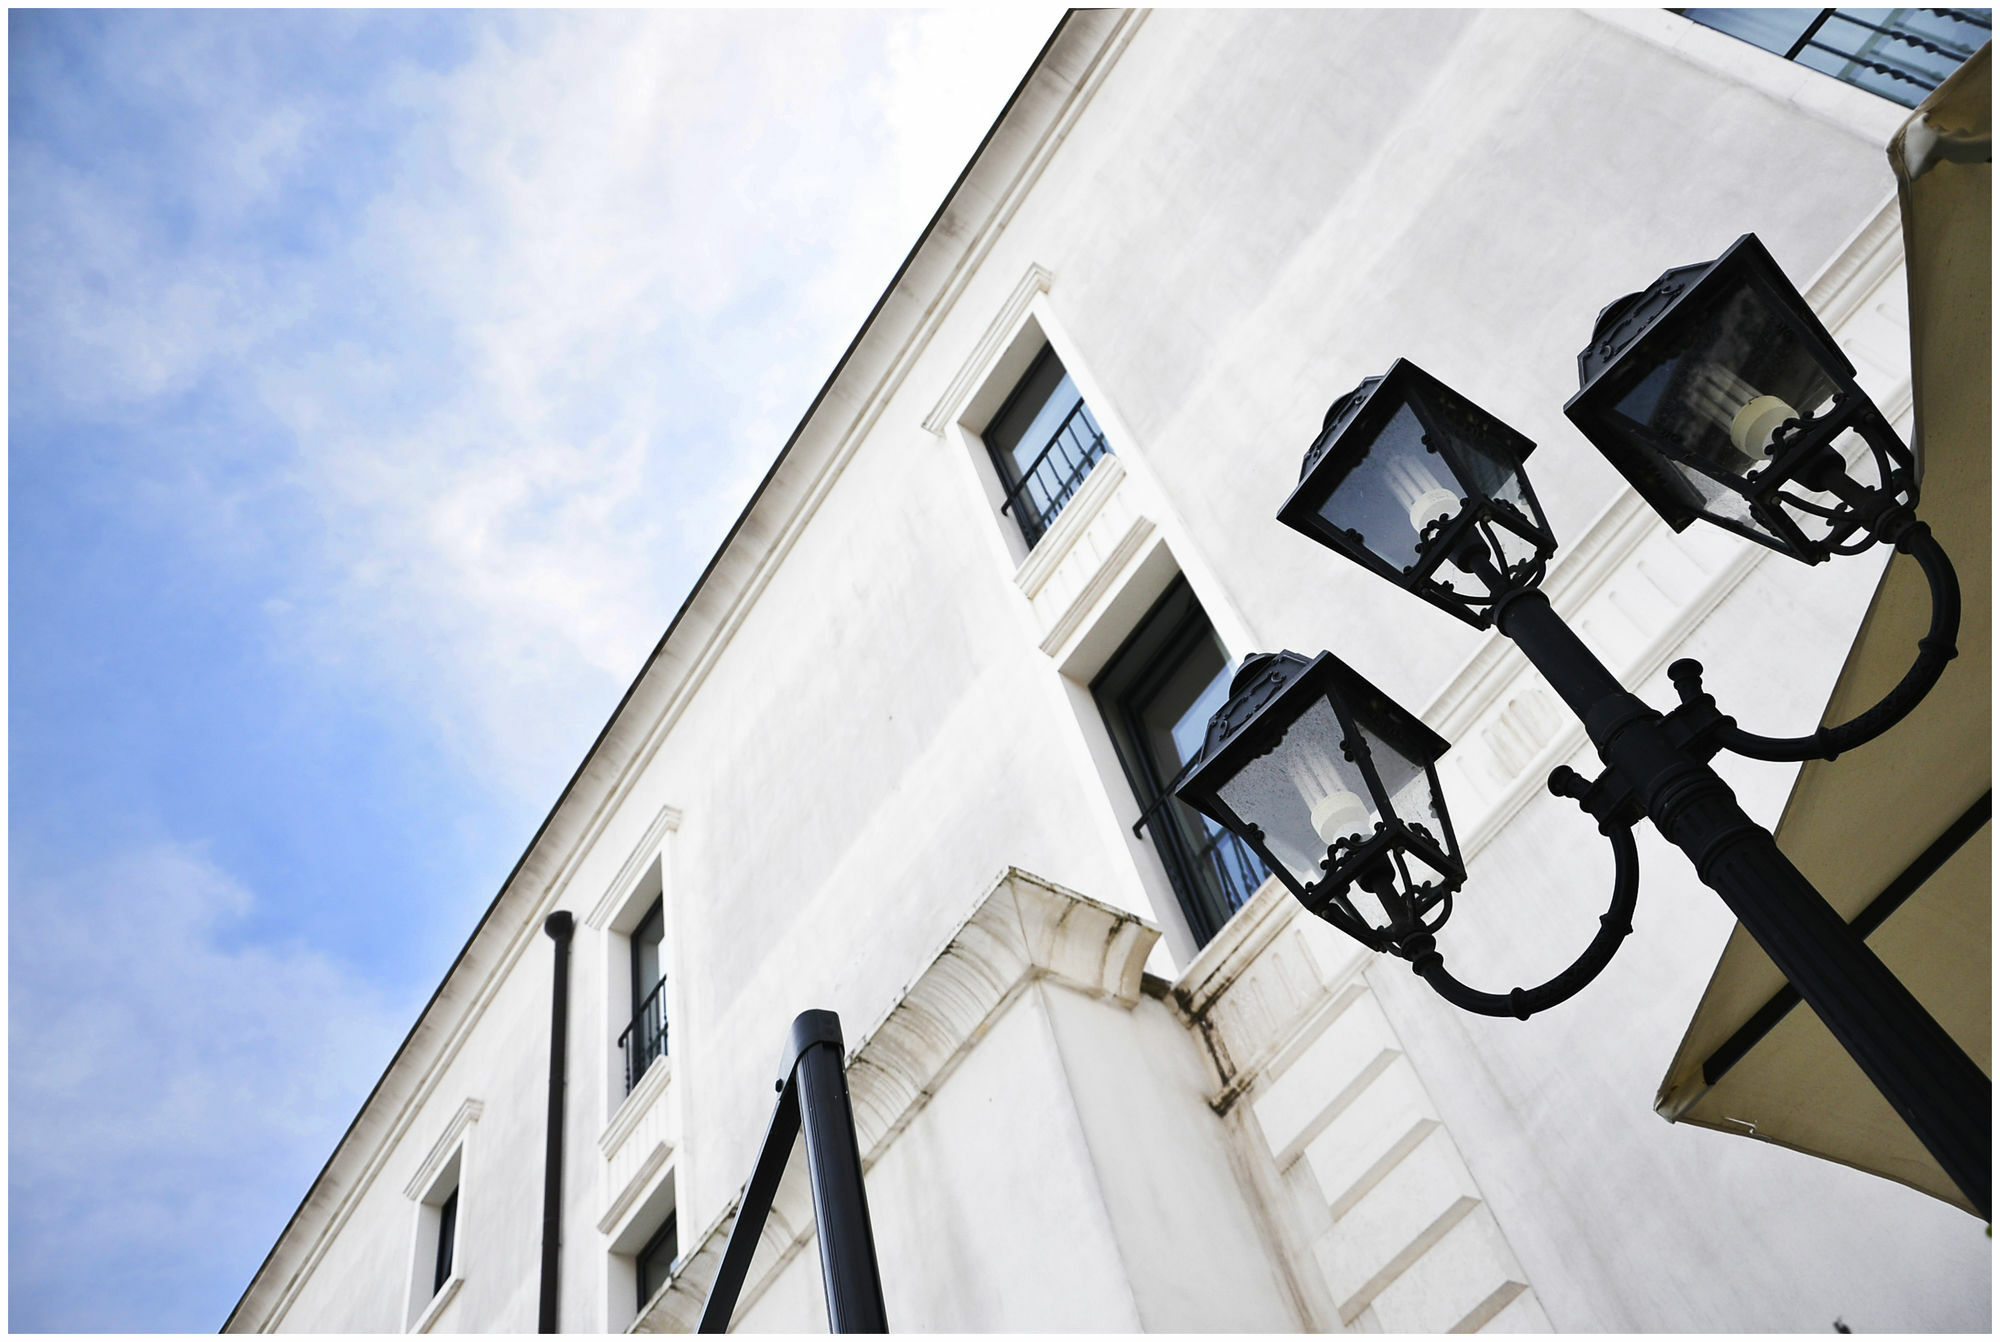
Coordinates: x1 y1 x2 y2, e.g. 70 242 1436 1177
1675 516 1959 764
1390 767 1640 1020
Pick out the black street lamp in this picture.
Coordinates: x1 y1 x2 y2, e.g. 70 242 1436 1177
1179 234 1989 1219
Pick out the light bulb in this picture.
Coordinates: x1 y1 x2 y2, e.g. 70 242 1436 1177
1385 455 1459 535
1286 744 1374 850
1687 363 1797 469
1310 788 1371 848
1730 394 1799 457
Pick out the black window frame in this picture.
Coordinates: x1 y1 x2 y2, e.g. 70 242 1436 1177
433 1185 458 1296
1092 577 1270 946
983 343 1112 548
621 897 670 1093
636 1207 679 1310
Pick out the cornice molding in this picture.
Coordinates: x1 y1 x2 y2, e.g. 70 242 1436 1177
227 18 1148 1332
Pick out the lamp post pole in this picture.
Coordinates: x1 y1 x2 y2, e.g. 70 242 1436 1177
1488 576 1990 1220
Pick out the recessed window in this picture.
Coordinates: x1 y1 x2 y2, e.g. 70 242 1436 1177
621 896 669 1093
636 1208 678 1310
985 344 1110 547
432 1187 458 1297
1093 577 1269 945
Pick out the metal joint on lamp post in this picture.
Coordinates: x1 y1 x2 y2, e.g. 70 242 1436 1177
1178 230 1988 1220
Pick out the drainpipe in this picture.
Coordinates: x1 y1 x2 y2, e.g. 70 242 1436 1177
539 911 575 1333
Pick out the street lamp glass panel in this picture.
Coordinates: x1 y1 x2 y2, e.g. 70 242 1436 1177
1280 360 1556 628
1605 282 1838 538
1215 696 1377 891
1566 233 1910 563
1309 399 1445 573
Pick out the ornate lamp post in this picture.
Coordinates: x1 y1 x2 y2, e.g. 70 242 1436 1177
1179 235 1988 1219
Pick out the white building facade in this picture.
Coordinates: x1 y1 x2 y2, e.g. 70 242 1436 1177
227 10 1991 1334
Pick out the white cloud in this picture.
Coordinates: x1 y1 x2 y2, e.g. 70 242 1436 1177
19 10 1063 805
9 842 416 1330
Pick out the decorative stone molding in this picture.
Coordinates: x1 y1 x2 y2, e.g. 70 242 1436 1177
402 1099 482 1202
408 1274 463 1335
598 1140 671 1237
923 263 1055 434
631 868 1160 1331
586 806 682 932
600 1054 673 1161
1004 455 1161 658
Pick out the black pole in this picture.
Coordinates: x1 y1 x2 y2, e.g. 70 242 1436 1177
697 1010 887 1334
539 911 575 1333
785 1011 889 1334
1493 587 1990 1219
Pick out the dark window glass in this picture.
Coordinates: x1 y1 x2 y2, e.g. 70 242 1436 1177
1677 8 1990 107
637 1210 679 1309
984 344 1111 547
623 897 669 1093
1093 577 1270 945
433 1186 458 1295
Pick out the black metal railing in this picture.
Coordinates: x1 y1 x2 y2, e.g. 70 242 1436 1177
620 975 670 1093
1682 8 1990 107
999 399 1111 547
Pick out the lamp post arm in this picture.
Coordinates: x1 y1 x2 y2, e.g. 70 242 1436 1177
1688 518 1960 763
1484 578 1989 1221
1390 816 1639 1020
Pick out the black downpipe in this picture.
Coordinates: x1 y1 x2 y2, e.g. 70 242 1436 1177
539 911 575 1333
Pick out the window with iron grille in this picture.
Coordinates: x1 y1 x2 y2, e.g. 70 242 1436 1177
985 344 1111 548
620 896 669 1093
1093 577 1270 947
1675 8 1990 107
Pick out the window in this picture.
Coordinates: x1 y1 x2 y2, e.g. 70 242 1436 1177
1676 8 1989 107
621 896 669 1093
985 344 1111 547
1093 577 1269 946
636 1209 678 1310
433 1187 458 1297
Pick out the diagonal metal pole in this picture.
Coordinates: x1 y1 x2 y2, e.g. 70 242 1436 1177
697 1010 888 1334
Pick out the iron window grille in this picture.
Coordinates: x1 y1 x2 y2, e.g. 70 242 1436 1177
620 973 670 1094
1094 577 1270 946
985 345 1112 548
1676 7 1991 107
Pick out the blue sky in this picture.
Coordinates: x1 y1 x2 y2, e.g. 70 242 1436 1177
8 9 1060 1330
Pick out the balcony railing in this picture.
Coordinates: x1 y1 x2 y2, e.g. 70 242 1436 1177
1680 8 1991 107
999 399 1111 547
619 975 670 1094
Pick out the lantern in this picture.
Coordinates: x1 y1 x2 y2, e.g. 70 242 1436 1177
1277 358 1558 627
1174 650 1462 952
1563 232 1916 563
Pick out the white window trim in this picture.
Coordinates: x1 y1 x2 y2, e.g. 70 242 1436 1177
401 1098 481 1332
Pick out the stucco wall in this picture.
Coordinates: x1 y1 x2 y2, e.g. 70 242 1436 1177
239 10 1986 1334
